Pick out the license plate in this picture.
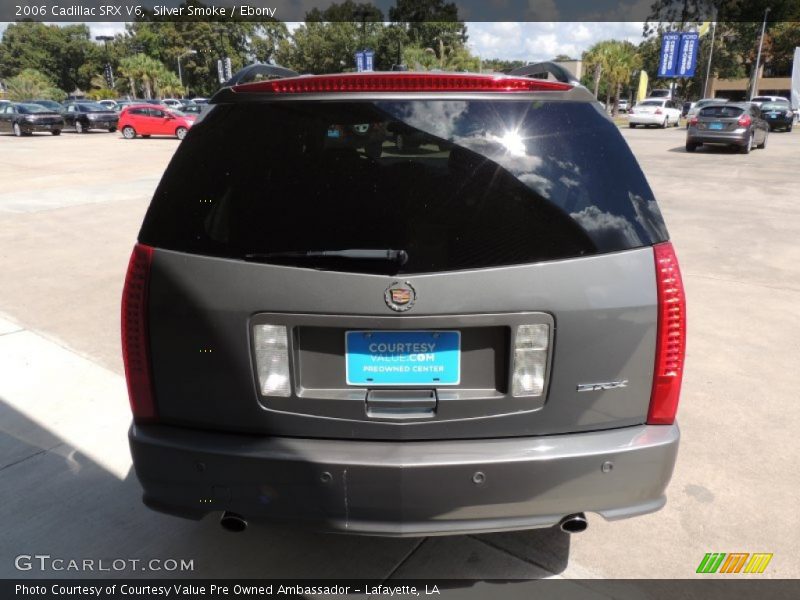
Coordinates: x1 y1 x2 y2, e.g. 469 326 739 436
345 330 460 386
327 128 341 138
709 122 724 130
768 112 779 118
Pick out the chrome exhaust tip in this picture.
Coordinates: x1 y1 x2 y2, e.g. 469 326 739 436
558 513 588 534
220 511 248 532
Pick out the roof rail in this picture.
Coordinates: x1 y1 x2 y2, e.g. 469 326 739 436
224 63 299 87
508 61 579 85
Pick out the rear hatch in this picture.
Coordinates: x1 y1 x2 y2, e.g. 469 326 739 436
696 104 745 132
135 84 669 441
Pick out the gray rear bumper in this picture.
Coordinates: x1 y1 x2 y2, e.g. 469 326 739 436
687 129 748 145
129 423 679 536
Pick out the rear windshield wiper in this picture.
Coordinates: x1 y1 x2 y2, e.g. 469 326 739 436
244 249 409 265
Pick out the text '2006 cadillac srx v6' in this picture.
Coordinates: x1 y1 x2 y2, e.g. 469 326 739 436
123 69 686 537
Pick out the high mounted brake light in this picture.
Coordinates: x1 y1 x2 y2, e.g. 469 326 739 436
122 243 157 422
647 242 687 425
232 73 573 94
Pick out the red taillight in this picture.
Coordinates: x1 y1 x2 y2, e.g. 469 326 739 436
654 108 663 115
233 73 573 94
689 116 698 126
737 114 752 127
648 242 687 425
121 243 156 422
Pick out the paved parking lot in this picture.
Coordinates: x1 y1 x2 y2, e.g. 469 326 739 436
1 125 798 581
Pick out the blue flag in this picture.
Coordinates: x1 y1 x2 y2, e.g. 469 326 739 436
658 33 681 78
677 33 700 77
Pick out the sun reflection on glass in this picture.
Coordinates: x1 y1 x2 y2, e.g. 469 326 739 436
499 130 526 156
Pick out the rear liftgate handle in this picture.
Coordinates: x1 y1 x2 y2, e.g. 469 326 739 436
366 389 437 420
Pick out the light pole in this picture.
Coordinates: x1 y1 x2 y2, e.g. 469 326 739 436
177 50 197 98
95 35 114 88
750 7 771 101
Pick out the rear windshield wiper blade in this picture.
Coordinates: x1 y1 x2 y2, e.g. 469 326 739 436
244 249 409 265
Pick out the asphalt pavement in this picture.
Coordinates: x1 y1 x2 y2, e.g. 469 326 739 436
1 124 798 582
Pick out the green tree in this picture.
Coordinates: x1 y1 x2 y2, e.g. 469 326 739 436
605 42 642 115
0 23 103 93
5 69 66 101
118 54 172 99
389 0 467 59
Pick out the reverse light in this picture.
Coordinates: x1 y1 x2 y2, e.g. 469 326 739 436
512 324 550 397
254 325 291 397
737 114 752 127
233 73 573 94
121 243 156 422
647 242 687 425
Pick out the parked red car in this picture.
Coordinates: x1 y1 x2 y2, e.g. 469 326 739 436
118 104 193 140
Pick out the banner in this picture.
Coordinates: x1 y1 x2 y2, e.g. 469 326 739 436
792 47 800 110
677 32 700 77
637 70 649 102
658 32 681 78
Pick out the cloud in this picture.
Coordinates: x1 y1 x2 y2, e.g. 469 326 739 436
467 22 646 62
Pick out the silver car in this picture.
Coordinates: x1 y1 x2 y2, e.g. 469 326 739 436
686 102 769 153
123 71 686 537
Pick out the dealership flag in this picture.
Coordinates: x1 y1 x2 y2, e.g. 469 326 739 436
658 32 681 77
792 47 800 110
637 70 649 102
677 32 700 77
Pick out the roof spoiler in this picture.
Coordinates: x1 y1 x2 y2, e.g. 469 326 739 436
508 62 580 85
224 63 300 87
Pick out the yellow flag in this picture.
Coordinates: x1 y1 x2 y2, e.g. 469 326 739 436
637 71 649 103
698 22 711 36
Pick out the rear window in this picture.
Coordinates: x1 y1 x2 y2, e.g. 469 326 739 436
638 100 664 107
760 102 789 111
699 106 744 118
139 100 667 274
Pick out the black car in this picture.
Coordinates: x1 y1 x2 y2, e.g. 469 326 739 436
27 99 64 112
62 101 119 133
0 102 64 136
686 102 769 153
759 101 794 132
181 104 204 116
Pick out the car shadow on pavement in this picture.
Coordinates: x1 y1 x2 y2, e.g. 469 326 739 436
668 145 742 154
0 399 570 581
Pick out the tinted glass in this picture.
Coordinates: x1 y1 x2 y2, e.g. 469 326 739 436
639 100 664 107
760 102 789 111
17 104 49 114
140 100 667 274
700 106 744 118
79 102 107 112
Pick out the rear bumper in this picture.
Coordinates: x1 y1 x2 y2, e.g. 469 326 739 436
130 423 679 536
765 117 792 129
629 114 667 125
21 123 62 133
687 128 748 145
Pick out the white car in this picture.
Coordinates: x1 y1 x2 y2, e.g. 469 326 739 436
617 99 630 112
97 99 118 110
629 99 682 128
751 95 790 107
161 98 184 109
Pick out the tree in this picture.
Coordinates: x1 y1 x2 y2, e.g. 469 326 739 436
0 23 103 93
5 69 66 101
118 54 174 99
123 1 289 96
606 42 642 115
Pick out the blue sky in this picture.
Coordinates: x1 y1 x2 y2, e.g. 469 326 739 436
0 22 647 61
